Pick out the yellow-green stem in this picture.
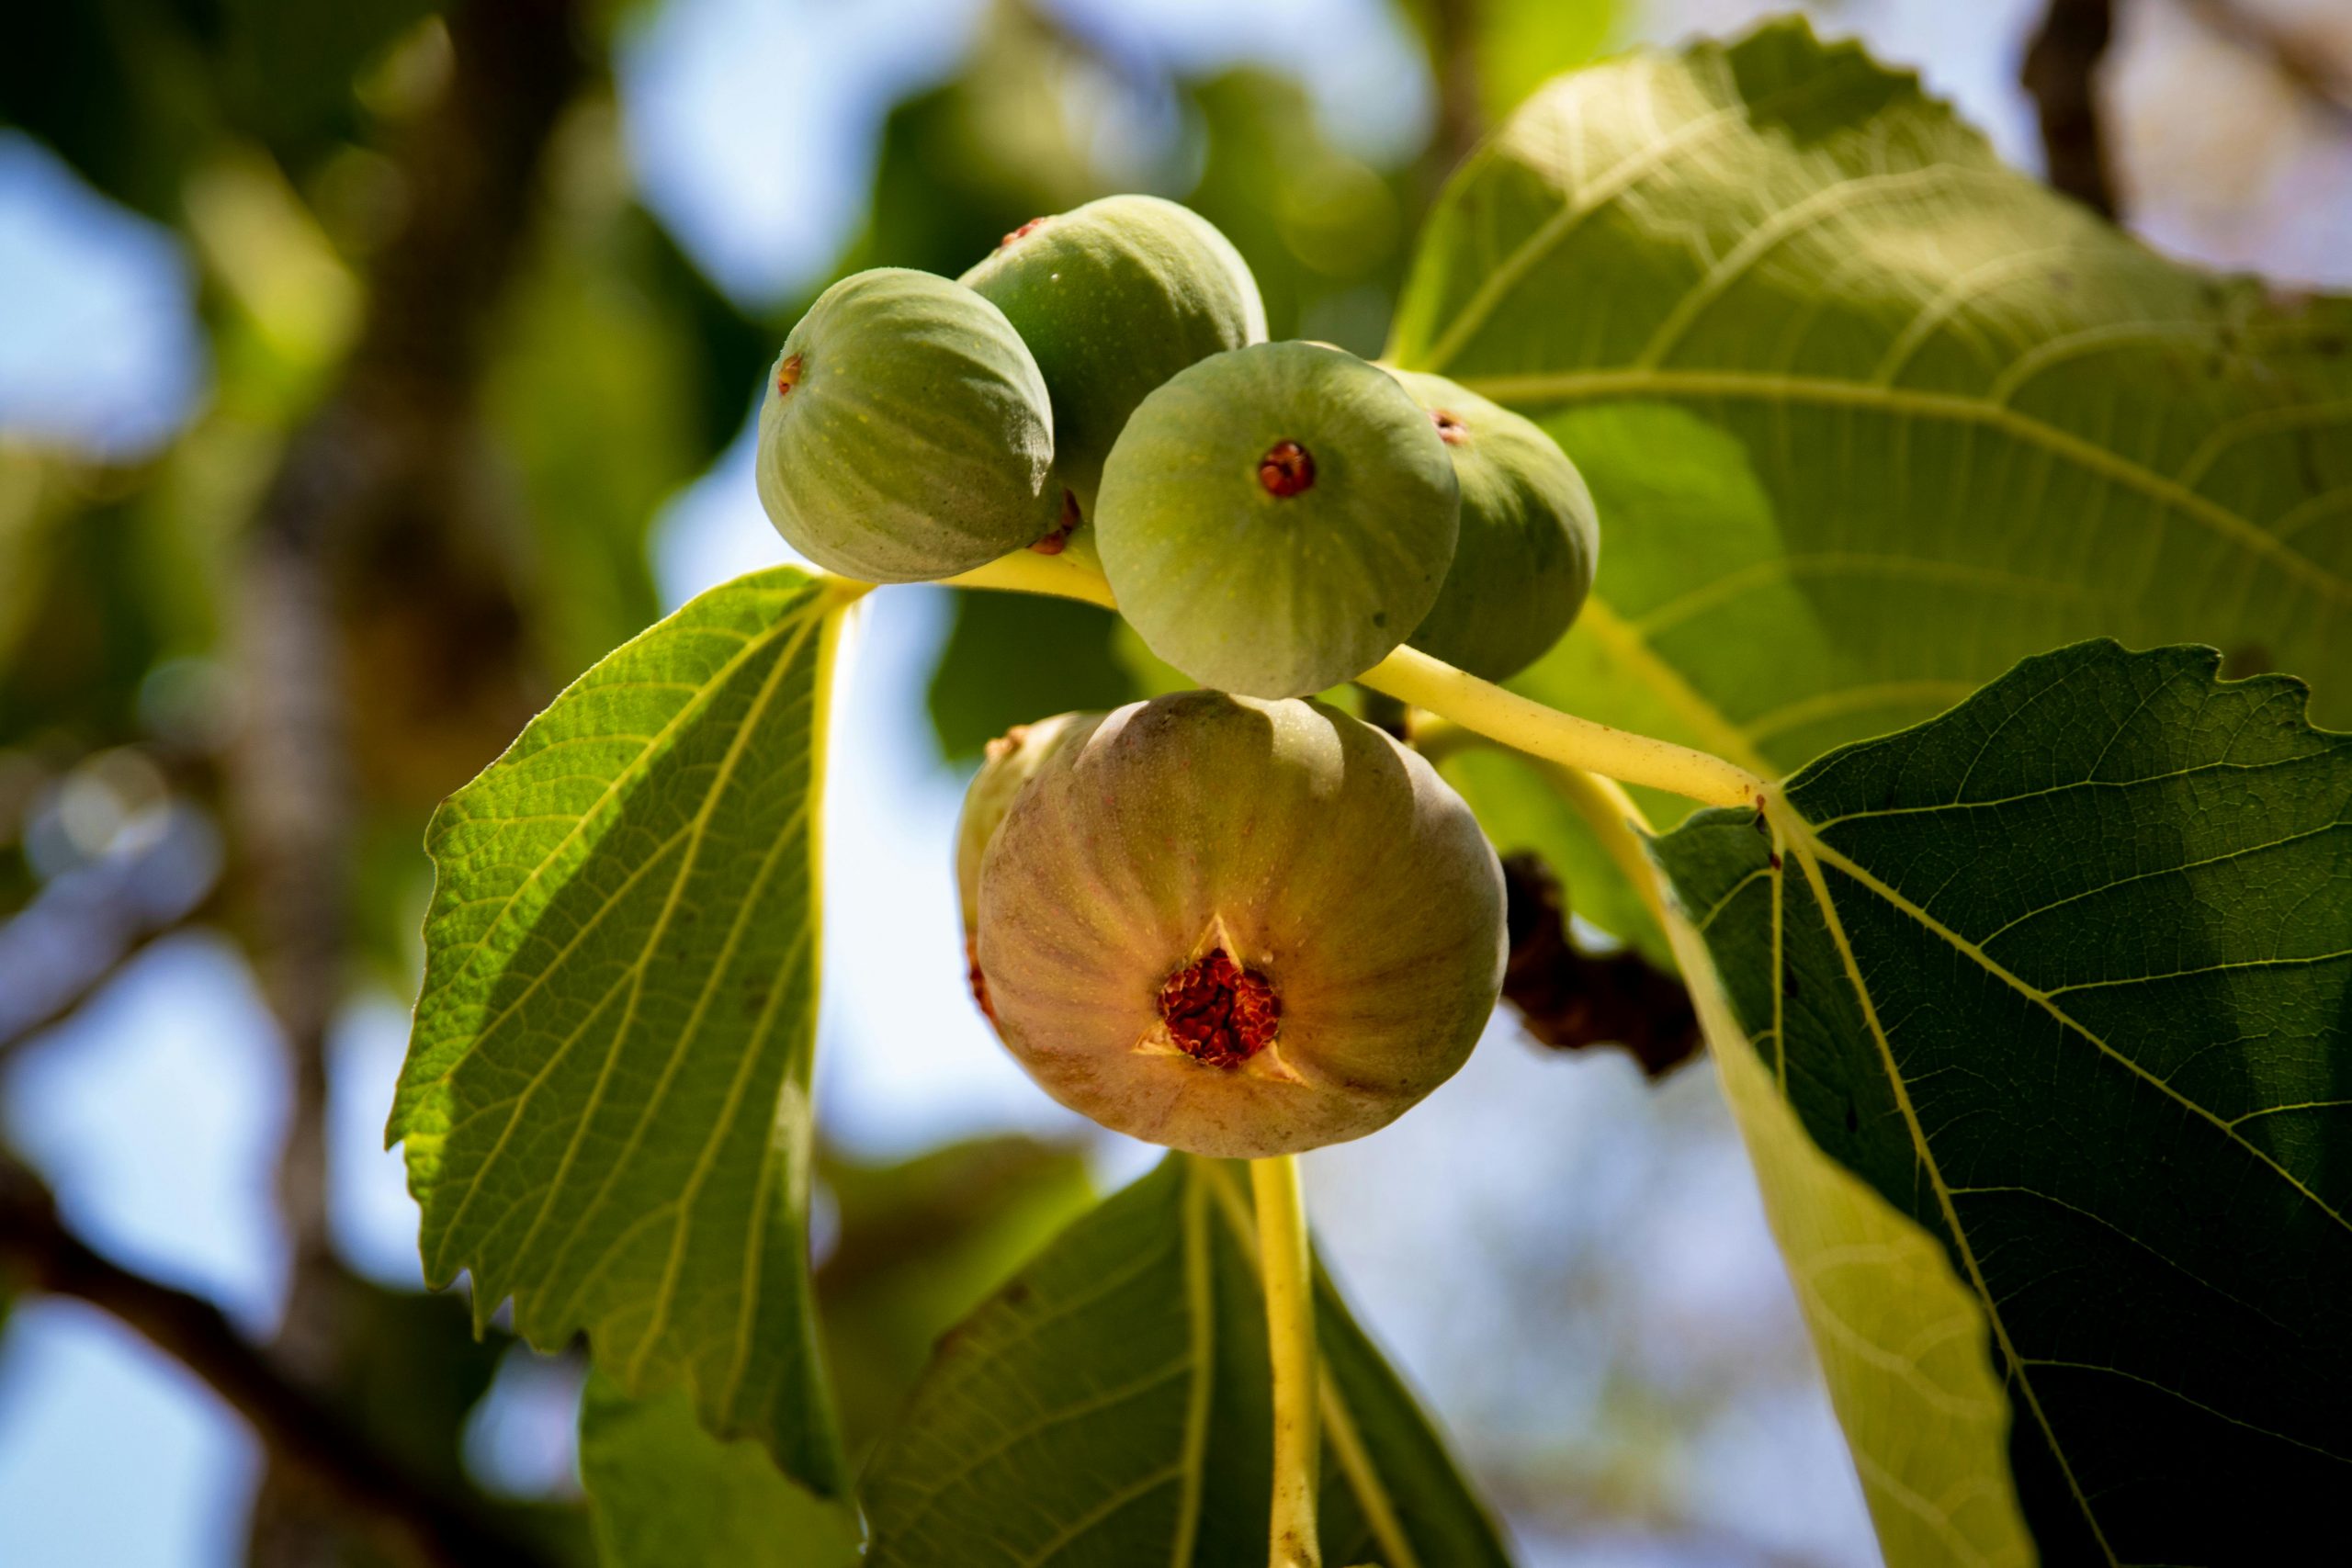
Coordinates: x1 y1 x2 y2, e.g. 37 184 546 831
1539 762 1672 930
1360 646 1760 808
943 555 1766 810
1252 1154 1320 1568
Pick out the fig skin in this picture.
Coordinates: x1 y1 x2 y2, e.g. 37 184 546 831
1094 342 1461 700
1388 369 1601 681
754 267 1059 582
956 712 1096 942
960 195 1267 516
975 691 1505 1158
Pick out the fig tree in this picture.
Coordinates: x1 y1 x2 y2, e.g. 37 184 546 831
1094 342 1461 699
973 691 1505 1158
1389 369 1600 681
753 266 1060 582
960 195 1266 515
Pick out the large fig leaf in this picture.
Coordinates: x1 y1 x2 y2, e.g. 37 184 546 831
1653 641 2352 1562
863 1156 1514 1568
390 566 855 1493
1660 884 2031 1566
1390 20 2352 947
579 1374 861 1568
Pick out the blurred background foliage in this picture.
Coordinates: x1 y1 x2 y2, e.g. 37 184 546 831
1 0 2347 1563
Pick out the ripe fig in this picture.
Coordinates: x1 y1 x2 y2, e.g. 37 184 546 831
1094 342 1461 700
960 195 1266 514
1388 370 1601 681
956 713 1097 1019
754 267 1060 582
974 691 1505 1158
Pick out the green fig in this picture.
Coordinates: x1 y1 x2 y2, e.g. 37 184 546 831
974 691 1505 1158
754 267 1059 582
1387 370 1600 681
1094 342 1461 700
960 195 1266 515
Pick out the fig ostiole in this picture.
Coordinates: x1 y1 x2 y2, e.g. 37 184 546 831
961 194 1267 517
1387 369 1601 682
1094 341 1463 700
754 266 1061 583
973 691 1505 1158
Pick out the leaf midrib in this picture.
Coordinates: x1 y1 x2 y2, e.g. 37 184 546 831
429 607 824 1302
1770 808 2119 1564
1196 1163 1425 1568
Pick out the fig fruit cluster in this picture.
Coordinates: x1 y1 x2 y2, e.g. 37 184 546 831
756 196 1603 1156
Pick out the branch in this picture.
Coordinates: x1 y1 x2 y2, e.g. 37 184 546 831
2022 0 2120 217
0 1153 558 1568
225 3 582 1554
230 0 581 1335
1419 0 1486 198
1499 852 1699 1077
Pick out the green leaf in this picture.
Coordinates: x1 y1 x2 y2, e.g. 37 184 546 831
1390 20 2352 932
1652 640 2352 1561
863 1156 1514 1568
817 1135 1097 1454
390 566 855 1494
580 1373 861 1568
924 590 1140 763
1657 876 2030 1566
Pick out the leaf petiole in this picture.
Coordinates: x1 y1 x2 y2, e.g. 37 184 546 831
1252 1153 1321 1568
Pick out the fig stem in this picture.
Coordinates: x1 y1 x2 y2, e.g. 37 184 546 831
1359 643 1764 809
1252 1154 1322 1568
943 555 1767 810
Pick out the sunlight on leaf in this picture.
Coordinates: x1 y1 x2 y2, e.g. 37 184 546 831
863 1156 1514 1568
1394 19 2352 946
390 566 855 1494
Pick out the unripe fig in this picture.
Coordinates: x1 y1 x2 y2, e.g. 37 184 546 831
1095 342 1461 700
960 195 1267 514
754 267 1059 582
975 691 1505 1158
1387 370 1600 681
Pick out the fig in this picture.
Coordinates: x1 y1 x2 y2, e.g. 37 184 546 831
960 195 1266 514
1094 342 1461 700
1387 369 1601 681
974 691 1505 1158
955 712 1097 1021
753 267 1060 582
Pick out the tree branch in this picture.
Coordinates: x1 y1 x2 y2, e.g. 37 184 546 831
2023 0 2120 217
1499 852 1699 1078
224 3 582 1556
1419 0 1487 197
0 1152 558 1568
